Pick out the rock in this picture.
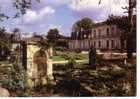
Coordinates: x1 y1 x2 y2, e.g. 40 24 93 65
0 87 10 97
111 64 122 71
100 66 108 71
123 82 131 93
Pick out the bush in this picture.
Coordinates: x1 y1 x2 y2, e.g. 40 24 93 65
75 49 82 53
8 64 27 91
62 54 71 60
62 53 87 61
110 69 126 78
67 57 76 69
75 54 86 60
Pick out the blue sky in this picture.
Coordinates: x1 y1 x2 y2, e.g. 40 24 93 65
0 0 128 37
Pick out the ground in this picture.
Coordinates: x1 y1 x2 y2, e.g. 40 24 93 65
0 51 136 97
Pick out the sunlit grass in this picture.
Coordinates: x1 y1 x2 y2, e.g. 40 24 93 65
52 53 88 61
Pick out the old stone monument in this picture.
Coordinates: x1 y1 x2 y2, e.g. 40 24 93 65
26 40 53 88
11 37 54 89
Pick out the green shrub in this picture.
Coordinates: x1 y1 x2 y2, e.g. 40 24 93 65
8 64 27 91
62 54 71 60
67 57 76 69
75 54 85 60
110 69 126 77
62 53 88 60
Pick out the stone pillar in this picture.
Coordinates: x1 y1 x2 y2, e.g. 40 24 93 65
46 47 54 80
49 46 53 57
26 44 38 88
47 59 54 80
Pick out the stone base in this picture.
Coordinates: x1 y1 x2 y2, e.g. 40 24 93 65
27 77 50 88
27 78 35 88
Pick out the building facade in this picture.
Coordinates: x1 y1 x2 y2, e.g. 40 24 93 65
69 22 124 51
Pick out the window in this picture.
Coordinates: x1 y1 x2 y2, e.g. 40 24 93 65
106 40 109 48
107 28 109 36
89 41 91 47
94 41 96 47
112 27 114 33
111 40 114 48
86 34 88 38
99 41 101 48
94 30 96 37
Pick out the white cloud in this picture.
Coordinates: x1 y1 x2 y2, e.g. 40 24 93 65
23 10 37 23
40 6 55 17
111 0 128 15
23 6 55 23
69 0 101 12
48 24 62 30
69 0 128 15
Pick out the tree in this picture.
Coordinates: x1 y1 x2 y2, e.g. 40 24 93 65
0 0 40 21
46 28 60 46
78 17 94 30
11 28 21 42
0 28 11 49
72 17 94 39
126 0 136 58
106 15 136 52
0 27 11 59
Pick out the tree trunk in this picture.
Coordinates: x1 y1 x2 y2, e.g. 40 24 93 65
127 0 134 59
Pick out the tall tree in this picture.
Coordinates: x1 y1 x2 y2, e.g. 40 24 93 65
106 15 136 52
46 28 60 46
0 27 11 59
0 27 11 49
11 28 21 42
72 17 94 39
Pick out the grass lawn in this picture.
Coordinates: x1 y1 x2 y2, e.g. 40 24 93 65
0 60 9 65
52 53 88 61
77 53 88 60
52 56 66 61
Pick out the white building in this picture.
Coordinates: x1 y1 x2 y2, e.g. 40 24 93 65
69 22 124 51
